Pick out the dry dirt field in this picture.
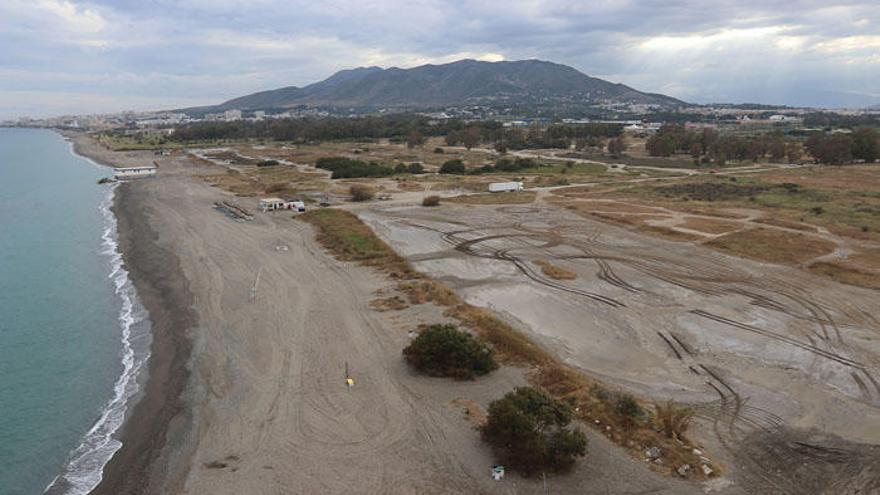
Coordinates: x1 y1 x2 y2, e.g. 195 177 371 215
158 139 880 494
357 199 880 494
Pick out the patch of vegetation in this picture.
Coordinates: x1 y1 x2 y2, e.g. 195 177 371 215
403 324 498 379
534 260 577 280
349 184 375 201
422 195 441 207
446 192 536 205
808 262 880 290
257 159 280 167
439 159 466 174
481 387 587 475
655 401 695 441
394 162 425 174
316 156 393 179
298 209 416 278
707 228 835 265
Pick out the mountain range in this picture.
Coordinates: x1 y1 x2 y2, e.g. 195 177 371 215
189 59 684 115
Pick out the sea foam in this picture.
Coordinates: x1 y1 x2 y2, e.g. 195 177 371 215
44 145 151 495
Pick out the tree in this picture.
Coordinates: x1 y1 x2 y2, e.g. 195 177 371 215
607 136 626 157
406 130 425 149
482 387 587 475
462 126 481 150
439 159 466 174
689 142 702 161
786 143 802 164
403 324 496 378
646 134 676 157
445 130 462 147
805 134 853 165
768 138 786 163
852 127 879 163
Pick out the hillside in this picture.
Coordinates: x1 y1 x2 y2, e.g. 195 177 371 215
199 59 684 114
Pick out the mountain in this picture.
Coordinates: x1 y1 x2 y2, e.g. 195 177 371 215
196 59 684 114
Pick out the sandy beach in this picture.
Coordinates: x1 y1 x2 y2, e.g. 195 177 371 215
71 134 716 494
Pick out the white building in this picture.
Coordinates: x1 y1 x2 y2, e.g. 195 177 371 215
224 109 243 121
114 165 157 180
259 198 305 212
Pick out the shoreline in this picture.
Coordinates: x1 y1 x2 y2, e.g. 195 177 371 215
69 132 197 495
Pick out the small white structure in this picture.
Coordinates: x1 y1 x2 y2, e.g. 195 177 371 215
259 197 306 212
488 181 524 193
491 465 505 481
114 165 157 180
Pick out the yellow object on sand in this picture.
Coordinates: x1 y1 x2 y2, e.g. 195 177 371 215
346 378 354 387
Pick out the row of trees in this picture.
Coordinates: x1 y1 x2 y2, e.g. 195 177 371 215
171 114 624 153
805 128 879 165
646 124 880 165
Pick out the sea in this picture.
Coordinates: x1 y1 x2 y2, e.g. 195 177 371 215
0 128 151 495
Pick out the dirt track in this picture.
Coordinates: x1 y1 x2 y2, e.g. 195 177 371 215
95 151 718 494
359 201 880 494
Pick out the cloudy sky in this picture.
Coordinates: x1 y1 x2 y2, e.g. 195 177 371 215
1 0 878 118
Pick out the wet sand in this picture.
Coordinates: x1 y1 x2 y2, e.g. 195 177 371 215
67 133 197 494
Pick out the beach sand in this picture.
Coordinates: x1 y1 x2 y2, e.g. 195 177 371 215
73 134 713 494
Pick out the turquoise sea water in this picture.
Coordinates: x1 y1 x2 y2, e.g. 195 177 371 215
0 128 150 494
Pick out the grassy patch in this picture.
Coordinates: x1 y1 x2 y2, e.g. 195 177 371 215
299 209 417 278
808 262 880 290
534 260 577 280
369 296 409 311
707 228 835 265
679 217 742 235
446 191 536 205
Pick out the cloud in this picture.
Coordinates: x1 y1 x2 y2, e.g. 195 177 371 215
1 0 879 118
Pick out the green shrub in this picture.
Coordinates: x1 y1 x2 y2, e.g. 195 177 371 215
482 387 587 475
654 401 694 441
316 156 393 179
407 162 425 174
403 324 497 379
615 393 644 426
439 159 466 174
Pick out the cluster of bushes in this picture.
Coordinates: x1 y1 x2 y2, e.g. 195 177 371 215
438 157 541 175
316 157 393 179
482 387 588 475
393 162 425 174
316 157 427 179
438 159 467 174
257 159 280 167
403 324 497 379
